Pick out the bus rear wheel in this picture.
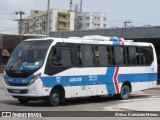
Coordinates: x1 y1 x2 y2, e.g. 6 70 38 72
114 85 130 100
18 98 30 104
48 89 61 106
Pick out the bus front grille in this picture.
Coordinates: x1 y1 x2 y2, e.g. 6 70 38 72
8 89 28 94
8 83 29 86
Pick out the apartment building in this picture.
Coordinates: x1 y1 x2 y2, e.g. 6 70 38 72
75 12 106 30
20 9 75 35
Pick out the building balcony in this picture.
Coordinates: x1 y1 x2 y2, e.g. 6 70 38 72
58 25 70 30
58 11 70 15
58 17 70 22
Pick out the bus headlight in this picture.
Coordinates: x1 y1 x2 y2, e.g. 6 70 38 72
28 73 41 86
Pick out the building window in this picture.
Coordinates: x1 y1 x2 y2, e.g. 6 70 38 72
103 24 106 28
104 17 106 21
86 17 90 20
78 16 82 21
86 23 90 27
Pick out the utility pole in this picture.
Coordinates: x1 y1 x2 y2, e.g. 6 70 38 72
124 20 132 28
14 11 25 42
46 0 50 37
80 0 83 13
70 0 73 11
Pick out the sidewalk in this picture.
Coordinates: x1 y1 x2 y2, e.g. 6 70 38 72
105 99 160 111
105 85 160 111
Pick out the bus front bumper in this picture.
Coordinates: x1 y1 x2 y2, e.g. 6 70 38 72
3 79 50 97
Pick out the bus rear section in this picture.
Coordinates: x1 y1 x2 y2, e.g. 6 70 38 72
44 41 157 106
3 36 157 106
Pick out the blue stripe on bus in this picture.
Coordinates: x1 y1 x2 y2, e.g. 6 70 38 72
112 41 121 45
104 67 116 94
40 70 157 95
41 73 157 87
110 37 118 41
118 73 157 83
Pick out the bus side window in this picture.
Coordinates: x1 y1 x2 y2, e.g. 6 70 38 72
95 46 100 65
81 45 94 66
140 47 147 65
48 46 72 67
136 47 140 65
114 46 124 65
53 47 62 66
106 46 112 65
126 47 137 65
98 46 106 66
77 46 82 66
140 47 153 65
110 46 115 65
61 48 72 66
94 46 106 66
47 47 61 66
147 47 154 64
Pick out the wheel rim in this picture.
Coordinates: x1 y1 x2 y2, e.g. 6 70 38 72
122 87 129 97
52 93 59 103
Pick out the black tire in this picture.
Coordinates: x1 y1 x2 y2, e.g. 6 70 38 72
18 98 30 104
48 89 61 106
114 85 130 100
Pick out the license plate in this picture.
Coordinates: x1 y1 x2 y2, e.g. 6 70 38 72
12 89 21 93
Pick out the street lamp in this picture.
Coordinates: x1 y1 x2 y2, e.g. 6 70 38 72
46 0 50 37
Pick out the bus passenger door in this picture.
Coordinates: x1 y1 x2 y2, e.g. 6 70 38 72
45 45 73 90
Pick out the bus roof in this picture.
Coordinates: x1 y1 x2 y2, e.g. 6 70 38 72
24 35 152 46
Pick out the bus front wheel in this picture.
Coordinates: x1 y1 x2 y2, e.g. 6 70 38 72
48 89 61 106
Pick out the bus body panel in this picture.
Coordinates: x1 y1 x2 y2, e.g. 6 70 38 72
3 36 158 101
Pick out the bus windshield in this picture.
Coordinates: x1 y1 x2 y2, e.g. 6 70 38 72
6 40 52 71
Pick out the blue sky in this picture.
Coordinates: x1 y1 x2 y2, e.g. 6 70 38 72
0 0 159 34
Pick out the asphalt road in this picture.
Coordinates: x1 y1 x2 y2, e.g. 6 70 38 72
0 89 160 111
0 76 160 119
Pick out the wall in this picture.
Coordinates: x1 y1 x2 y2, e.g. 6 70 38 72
50 26 160 39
